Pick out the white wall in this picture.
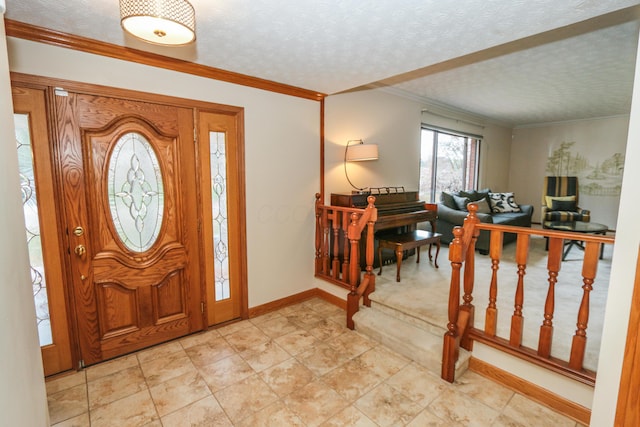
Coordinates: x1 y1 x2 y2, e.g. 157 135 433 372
510 116 629 228
590 27 640 426
7 37 321 308
0 18 49 426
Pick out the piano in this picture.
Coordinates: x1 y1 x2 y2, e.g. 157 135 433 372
330 188 437 267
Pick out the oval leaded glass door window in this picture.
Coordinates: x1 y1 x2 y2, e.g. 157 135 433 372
108 132 164 252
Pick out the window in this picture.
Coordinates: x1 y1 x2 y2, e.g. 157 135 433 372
419 127 481 202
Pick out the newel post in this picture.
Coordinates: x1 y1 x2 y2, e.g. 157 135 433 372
346 212 361 329
442 226 464 382
460 204 480 350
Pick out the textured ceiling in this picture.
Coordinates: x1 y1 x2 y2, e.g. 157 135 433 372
5 0 640 126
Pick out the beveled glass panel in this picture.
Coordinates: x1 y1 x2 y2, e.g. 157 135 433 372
108 132 164 252
210 131 230 301
14 113 52 347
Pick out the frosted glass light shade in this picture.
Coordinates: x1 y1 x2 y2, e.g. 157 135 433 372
120 0 196 46
346 143 379 161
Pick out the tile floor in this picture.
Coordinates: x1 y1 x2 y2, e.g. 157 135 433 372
47 298 585 426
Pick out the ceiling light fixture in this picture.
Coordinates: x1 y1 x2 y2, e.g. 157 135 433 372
119 0 196 46
344 139 379 193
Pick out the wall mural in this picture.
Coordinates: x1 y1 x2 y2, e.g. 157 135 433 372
546 141 624 196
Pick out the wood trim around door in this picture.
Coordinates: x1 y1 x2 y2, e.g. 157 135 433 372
11 72 250 371
198 110 249 325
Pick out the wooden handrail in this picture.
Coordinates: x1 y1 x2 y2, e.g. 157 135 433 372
442 204 614 385
314 193 377 329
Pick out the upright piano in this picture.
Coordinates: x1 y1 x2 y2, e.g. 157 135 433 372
330 188 437 267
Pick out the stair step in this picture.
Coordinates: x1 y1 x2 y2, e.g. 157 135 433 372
370 300 447 337
353 306 470 378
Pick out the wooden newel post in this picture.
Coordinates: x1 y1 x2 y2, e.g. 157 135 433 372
442 226 464 382
346 212 361 329
363 196 377 306
460 204 480 350
314 193 322 273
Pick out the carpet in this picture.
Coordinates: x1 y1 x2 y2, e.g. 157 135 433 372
372 235 611 372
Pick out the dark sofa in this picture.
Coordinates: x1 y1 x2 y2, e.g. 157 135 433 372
436 189 534 254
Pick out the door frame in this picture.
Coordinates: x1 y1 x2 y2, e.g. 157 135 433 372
11 72 249 372
198 110 249 325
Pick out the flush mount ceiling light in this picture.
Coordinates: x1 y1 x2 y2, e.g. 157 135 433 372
120 0 196 46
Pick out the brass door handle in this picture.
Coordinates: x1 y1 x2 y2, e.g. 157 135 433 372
74 245 86 257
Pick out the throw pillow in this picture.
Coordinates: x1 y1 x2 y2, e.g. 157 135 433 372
440 191 458 210
453 195 470 211
551 199 577 211
459 189 490 203
544 195 575 209
468 198 491 214
488 192 522 213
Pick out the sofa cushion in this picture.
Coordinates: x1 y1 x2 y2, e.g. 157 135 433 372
488 192 522 213
544 195 576 209
468 198 492 214
550 199 577 211
492 211 532 227
453 195 470 211
458 188 491 203
545 210 586 222
440 191 458 210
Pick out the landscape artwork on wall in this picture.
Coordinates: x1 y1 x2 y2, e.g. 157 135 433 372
546 141 624 197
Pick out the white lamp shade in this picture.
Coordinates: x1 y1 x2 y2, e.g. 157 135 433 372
120 0 196 46
346 143 379 162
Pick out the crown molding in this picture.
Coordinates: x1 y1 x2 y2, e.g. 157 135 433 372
4 19 326 102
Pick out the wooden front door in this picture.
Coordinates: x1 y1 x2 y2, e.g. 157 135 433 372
56 92 203 366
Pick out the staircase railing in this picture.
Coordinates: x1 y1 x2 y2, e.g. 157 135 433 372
314 193 377 329
442 204 615 386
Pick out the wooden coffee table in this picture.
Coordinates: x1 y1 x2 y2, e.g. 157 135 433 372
543 221 608 261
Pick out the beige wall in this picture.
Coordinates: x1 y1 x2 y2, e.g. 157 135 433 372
510 116 629 228
323 89 514 203
323 89 423 200
0 19 49 426
7 37 321 309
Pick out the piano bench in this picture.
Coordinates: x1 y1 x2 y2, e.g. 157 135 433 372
377 230 442 282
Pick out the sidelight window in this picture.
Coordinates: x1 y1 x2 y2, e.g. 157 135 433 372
15 113 52 346
209 131 231 301
419 127 481 203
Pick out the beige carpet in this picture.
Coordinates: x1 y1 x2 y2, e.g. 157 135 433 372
373 235 611 372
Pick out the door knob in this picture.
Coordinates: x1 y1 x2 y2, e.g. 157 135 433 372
74 245 86 257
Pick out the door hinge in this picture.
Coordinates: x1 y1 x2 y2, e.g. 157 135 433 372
54 87 69 97
79 359 85 369
201 302 205 314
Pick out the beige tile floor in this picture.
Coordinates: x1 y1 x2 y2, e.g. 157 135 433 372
47 298 585 426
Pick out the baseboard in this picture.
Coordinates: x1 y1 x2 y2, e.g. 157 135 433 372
469 357 591 425
248 288 346 318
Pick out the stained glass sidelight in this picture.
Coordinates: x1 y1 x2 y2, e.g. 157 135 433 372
210 132 230 301
14 113 52 347
108 132 164 253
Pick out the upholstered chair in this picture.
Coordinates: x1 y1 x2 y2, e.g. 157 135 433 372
541 176 591 226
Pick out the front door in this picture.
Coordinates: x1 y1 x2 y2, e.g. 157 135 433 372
56 92 203 366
